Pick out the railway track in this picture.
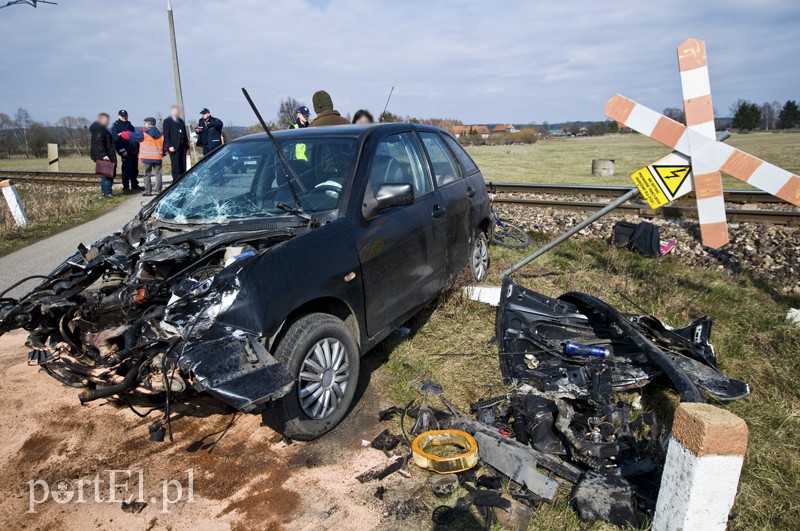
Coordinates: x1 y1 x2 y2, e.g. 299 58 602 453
0 170 97 186
488 182 800 226
1 172 796 226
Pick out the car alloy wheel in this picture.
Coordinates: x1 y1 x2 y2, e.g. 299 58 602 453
471 232 489 282
298 337 351 419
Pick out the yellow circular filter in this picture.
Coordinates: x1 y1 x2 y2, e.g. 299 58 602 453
411 429 479 474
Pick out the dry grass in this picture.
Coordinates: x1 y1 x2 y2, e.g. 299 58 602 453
371 237 800 530
0 183 124 256
465 131 800 189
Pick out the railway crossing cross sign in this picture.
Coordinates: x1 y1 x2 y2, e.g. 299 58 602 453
606 38 800 248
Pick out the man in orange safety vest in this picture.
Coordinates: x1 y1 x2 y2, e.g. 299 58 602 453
118 117 166 196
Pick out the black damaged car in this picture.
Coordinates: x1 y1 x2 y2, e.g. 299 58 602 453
0 123 491 440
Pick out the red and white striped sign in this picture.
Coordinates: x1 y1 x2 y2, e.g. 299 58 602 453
606 38 800 248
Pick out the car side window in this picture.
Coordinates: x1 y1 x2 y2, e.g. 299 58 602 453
443 134 479 175
419 132 462 187
368 132 431 198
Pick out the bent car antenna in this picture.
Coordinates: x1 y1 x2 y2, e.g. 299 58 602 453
379 86 394 123
241 87 307 198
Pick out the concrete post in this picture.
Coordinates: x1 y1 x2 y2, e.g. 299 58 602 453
653 403 748 531
47 143 59 172
1 179 28 227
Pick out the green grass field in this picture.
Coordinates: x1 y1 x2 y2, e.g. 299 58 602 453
466 131 800 189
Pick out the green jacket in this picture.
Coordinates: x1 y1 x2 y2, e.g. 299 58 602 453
310 110 350 127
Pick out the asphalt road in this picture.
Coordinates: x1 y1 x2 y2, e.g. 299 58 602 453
0 194 148 299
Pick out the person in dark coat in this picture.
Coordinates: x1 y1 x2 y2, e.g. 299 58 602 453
309 91 350 127
110 110 142 193
89 113 117 198
195 108 224 155
163 105 190 182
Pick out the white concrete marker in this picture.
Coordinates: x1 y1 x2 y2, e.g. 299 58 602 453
653 402 748 531
47 143 59 172
1 179 28 227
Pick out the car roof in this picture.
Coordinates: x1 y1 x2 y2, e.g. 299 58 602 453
234 122 447 143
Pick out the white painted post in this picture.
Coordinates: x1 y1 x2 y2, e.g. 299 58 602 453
1 179 28 227
653 402 748 531
47 143 59 172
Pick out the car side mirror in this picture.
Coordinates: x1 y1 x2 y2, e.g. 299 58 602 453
375 183 414 210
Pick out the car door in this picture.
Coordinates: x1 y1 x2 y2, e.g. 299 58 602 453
442 133 490 240
418 131 471 281
356 131 446 337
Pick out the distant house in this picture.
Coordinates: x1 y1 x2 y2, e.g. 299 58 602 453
491 124 518 134
449 125 490 139
548 129 571 137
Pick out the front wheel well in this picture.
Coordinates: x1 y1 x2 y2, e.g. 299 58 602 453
272 297 361 352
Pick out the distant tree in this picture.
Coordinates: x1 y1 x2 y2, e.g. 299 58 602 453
0 112 15 157
277 97 304 129
760 102 778 130
662 107 686 124
14 107 32 157
57 115 90 156
222 121 242 142
730 100 761 132
27 122 52 157
777 100 800 129
379 111 401 123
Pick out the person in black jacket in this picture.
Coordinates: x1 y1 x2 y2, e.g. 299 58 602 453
163 105 190 182
195 108 224 155
89 113 117 198
110 110 142 193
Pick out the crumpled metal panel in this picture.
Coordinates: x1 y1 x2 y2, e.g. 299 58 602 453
179 335 293 412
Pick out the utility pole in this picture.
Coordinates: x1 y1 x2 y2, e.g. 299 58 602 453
167 0 196 164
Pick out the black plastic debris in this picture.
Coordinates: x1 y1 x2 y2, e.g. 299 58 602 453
356 456 406 483
370 429 403 452
571 470 639 526
121 500 147 514
612 220 660 257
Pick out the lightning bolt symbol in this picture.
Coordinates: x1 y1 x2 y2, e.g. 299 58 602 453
666 168 686 178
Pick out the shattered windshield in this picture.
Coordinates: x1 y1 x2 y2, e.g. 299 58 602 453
153 136 358 223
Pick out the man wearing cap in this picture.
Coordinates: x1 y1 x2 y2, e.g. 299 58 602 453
110 110 142 193
163 105 190 182
310 90 350 127
117 117 166 196
289 105 311 129
195 108 224 155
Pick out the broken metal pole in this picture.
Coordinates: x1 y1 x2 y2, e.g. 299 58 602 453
502 131 732 278
501 187 640 278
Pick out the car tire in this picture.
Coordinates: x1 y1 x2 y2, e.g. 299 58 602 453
266 313 360 441
470 231 489 282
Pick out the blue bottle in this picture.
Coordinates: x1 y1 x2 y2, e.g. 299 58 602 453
563 341 609 358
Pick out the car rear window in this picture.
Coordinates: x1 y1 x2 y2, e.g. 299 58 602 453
443 134 480 175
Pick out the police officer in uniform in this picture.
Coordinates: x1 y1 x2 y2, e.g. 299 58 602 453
288 105 310 161
195 108 224 155
110 110 142 193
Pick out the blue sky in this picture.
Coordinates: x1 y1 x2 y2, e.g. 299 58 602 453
0 0 797 126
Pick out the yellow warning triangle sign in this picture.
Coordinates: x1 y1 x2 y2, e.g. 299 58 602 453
653 165 691 195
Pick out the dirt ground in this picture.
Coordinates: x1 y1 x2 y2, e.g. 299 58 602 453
0 330 432 530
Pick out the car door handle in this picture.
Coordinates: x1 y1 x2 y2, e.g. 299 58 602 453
466 186 475 198
432 204 446 218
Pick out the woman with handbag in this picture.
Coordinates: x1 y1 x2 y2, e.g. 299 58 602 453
89 113 117 198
